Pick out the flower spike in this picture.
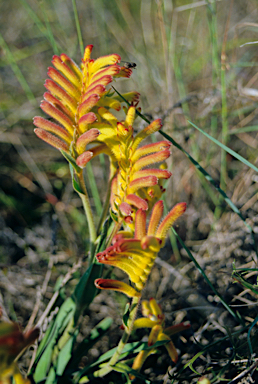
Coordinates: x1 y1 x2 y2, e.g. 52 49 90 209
95 200 186 294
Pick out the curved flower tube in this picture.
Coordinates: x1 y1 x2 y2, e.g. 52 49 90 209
95 200 186 293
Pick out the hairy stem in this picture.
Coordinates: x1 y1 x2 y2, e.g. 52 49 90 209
77 171 97 261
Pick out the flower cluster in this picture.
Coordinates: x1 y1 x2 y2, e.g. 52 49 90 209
131 298 190 377
34 45 138 168
95 200 186 295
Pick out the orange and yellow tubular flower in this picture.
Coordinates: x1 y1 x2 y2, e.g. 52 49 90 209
95 201 185 293
157 333 178 363
131 298 190 376
94 279 140 298
155 202 187 245
34 45 136 168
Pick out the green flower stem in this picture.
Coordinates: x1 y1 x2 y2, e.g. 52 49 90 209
77 171 97 260
93 295 141 378
96 178 112 236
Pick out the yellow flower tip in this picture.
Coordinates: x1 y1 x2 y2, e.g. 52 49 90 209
141 300 151 317
149 297 163 317
94 278 140 297
141 236 161 252
76 151 93 168
148 200 164 236
156 202 186 239
117 122 133 137
125 106 136 127
125 194 148 210
83 44 94 61
59 53 82 79
119 202 133 216
135 209 147 239
76 128 100 154
90 54 121 73
133 317 159 330
51 55 80 87
148 324 162 346
34 128 69 152
145 118 162 135
165 340 178 363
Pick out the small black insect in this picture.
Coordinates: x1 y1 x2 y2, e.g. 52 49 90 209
121 61 137 69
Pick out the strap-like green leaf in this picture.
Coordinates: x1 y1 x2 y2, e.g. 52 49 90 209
188 120 258 173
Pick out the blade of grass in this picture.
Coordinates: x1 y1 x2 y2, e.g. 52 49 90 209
206 1 219 165
85 164 103 217
247 315 258 357
72 0 84 56
220 0 234 196
39 0 59 55
188 120 258 173
0 33 36 106
229 125 258 135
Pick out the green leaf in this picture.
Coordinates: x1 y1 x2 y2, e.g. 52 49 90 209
110 208 119 223
122 303 130 328
61 150 81 174
32 297 76 382
188 120 258 173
